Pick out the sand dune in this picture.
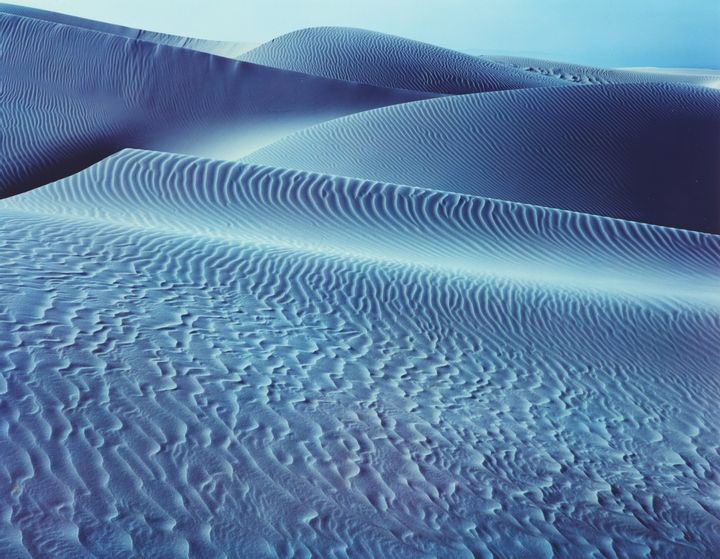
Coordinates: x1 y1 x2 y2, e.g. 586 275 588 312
239 27 564 94
2 4 719 557
239 27 718 93
3 149 718 299
0 3 257 57
0 9 432 197
248 83 720 233
0 150 718 557
487 55 720 89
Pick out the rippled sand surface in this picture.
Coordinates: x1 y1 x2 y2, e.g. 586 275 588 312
1 4 719 558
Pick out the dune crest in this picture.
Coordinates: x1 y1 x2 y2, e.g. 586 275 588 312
0 3 258 56
3 149 717 298
0 9 432 197
239 26 564 94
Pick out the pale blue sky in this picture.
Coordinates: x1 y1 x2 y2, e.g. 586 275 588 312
7 0 720 68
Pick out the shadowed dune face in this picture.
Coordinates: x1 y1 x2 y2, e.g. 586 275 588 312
1 3 720 557
0 149 719 557
248 83 720 233
0 10 433 197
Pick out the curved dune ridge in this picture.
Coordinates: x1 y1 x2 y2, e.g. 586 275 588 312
248 82 720 233
3 149 718 299
239 26 565 94
487 54 720 89
0 150 719 557
0 8 433 197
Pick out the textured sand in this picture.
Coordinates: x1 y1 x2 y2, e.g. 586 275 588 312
2 5 719 558
247 83 720 233
0 3 258 57
0 151 718 557
0 9 432 197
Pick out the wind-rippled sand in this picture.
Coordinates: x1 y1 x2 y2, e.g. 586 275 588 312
0 151 718 557
1 4 719 558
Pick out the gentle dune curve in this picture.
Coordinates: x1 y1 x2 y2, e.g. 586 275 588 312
239 26 565 94
2 4 719 556
247 83 720 233
0 10 433 197
0 149 718 557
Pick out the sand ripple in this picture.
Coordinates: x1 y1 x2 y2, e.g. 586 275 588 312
0 151 718 557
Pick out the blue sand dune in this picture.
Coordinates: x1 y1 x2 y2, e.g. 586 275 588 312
239 26 719 93
487 54 720 89
4 149 718 299
0 3 257 57
0 9 432 197
239 27 564 94
247 83 720 233
1 3 719 558
0 149 718 557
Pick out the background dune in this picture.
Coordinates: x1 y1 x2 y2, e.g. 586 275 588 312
0 9 432 197
238 27 563 94
487 55 720 89
248 83 720 233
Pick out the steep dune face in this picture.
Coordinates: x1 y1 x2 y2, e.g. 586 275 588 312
239 27 564 94
248 83 720 233
0 10 433 197
0 150 718 557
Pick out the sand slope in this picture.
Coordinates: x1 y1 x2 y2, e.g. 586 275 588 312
0 150 718 557
0 3 257 57
2 4 719 557
0 9 432 197
248 83 720 233
239 27 564 94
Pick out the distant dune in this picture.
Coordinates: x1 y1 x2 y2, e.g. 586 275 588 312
1 4 718 558
239 27 564 93
487 55 720 89
248 83 720 232
1 149 718 557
